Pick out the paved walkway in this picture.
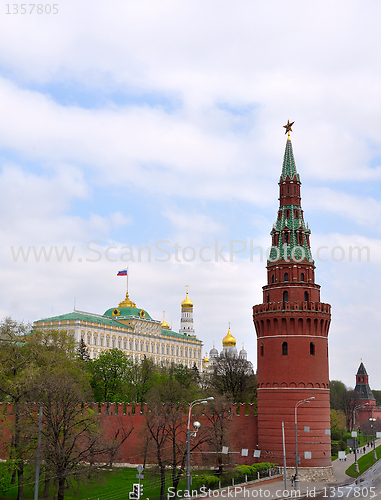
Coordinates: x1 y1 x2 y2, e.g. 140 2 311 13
213 439 381 499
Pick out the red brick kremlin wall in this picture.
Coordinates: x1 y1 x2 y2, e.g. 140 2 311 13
0 402 258 466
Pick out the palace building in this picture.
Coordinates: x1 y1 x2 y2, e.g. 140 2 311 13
34 288 203 370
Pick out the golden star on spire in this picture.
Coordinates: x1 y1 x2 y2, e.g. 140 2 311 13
283 120 294 137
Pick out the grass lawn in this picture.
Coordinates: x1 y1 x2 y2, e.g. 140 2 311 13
345 445 381 478
0 465 209 500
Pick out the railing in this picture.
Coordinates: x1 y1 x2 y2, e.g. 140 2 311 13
253 301 331 314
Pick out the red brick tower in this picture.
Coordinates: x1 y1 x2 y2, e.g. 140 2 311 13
253 125 332 468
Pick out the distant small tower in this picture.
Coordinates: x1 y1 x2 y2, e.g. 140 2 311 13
353 360 376 406
179 286 195 336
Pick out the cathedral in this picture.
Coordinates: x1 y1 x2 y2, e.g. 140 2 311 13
202 325 249 373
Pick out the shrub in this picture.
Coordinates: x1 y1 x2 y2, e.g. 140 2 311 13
192 475 220 491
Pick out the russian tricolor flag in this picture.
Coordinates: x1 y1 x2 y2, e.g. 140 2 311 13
117 269 127 276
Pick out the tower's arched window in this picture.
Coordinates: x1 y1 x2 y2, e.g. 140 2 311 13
310 342 315 355
294 186 296 194
301 272 305 282
283 291 288 308
284 273 289 282
271 274 275 283
282 342 288 356
287 185 289 194
260 343 264 356
266 293 270 303
304 291 309 302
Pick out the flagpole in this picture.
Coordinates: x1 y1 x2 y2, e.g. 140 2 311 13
127 267 129 295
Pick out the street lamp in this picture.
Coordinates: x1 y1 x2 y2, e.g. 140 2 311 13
186 397 214 494
353 403 369 473
294 397 315 487
369 405 377 460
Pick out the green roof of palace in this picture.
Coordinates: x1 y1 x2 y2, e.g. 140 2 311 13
35 311 133 330
161 329 201 342
103 306 152 320
280 139 300 181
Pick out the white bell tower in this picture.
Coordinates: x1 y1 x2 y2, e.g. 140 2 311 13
179 285 195 336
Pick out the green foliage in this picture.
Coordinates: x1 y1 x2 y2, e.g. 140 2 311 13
0 462 11 494
89 349 132 401
330 380 355 430
192 475 220 490
372 390 381 406
232 463 276 482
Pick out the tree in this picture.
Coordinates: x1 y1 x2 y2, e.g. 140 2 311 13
144 371 206 500
89 349 132 401
124 357 159 404
330 380 356 430
77 339 90 362
202 395 233 475
208 354 257 402
0 318 36 500
33 364 101 500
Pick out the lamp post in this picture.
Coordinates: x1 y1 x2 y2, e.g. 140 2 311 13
294 397 314 487
369 405 376 460
186 397 214 494
353 403 369 473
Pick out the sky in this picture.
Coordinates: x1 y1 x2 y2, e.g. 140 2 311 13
1 0 381 389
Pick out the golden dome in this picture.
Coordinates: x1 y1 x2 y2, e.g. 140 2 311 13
222 325 236 347
161 311 170 330
118 292 136 308
203 354 209 363
181 290 193 308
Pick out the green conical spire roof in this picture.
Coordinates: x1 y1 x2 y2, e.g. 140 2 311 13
280 139 300 181
268 136 313 264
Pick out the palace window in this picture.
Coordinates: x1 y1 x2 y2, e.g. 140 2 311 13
118 339 121 349
100 336 104 347
106 337 110 348
112 338 115 348
93 335 97 346
87 334 91 345
123 339 127 349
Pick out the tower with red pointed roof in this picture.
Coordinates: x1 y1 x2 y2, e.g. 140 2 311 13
253 124 332 470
